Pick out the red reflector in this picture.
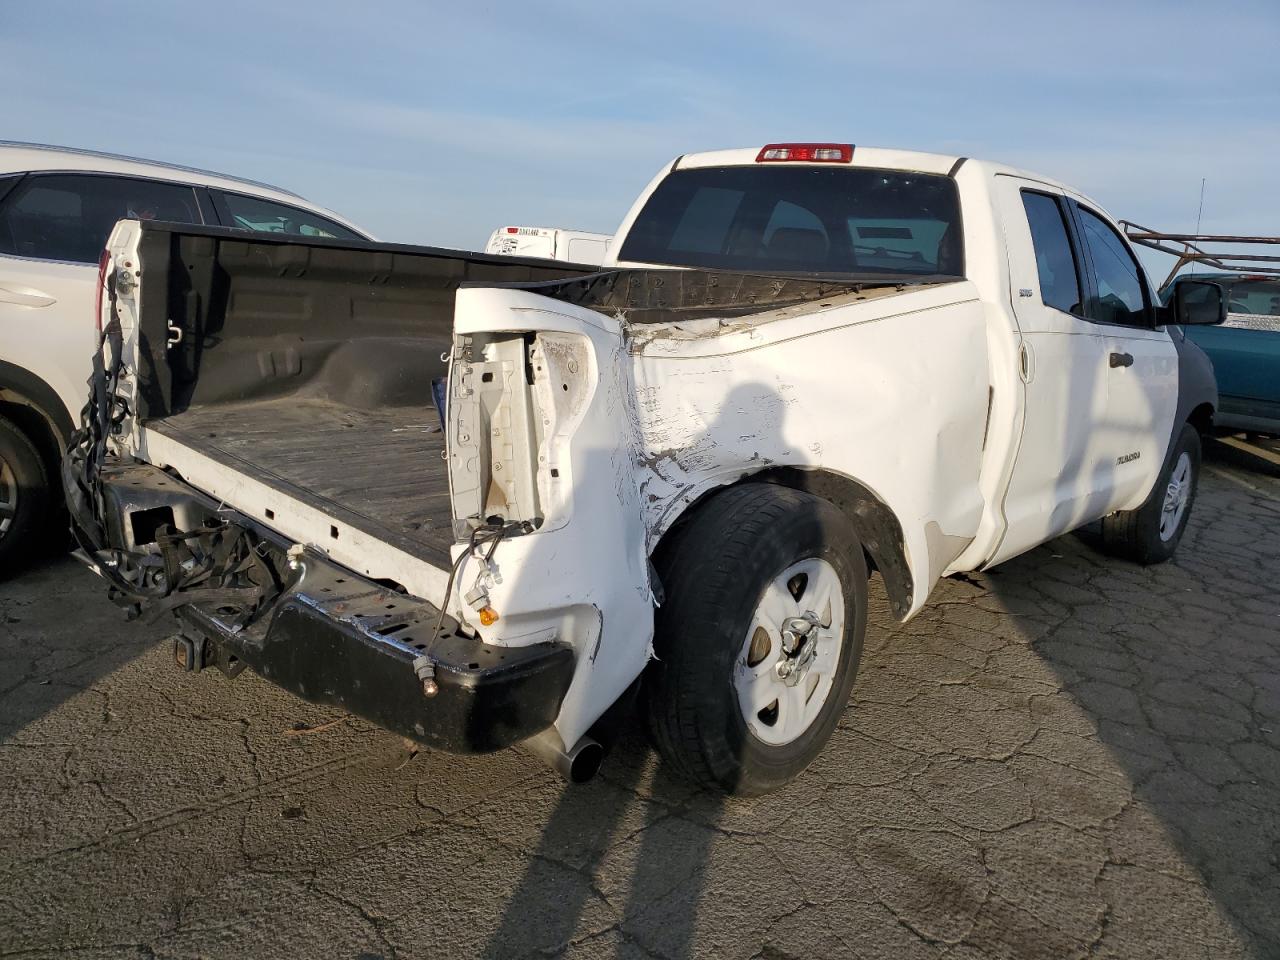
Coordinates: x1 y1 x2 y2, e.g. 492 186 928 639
756 143 853 163
506 227 519 233
94 248 109 335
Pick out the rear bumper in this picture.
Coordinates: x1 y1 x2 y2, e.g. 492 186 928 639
81 460 575 753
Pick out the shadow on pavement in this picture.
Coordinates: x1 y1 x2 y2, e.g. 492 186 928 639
978 452 1279 955
481 727 724 959
1204 434 1280 480
0 552 163 742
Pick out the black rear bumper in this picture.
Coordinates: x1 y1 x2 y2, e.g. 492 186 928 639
82 460 575 753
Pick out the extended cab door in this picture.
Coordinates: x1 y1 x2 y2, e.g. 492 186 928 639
1069 202 1177 512
988 177 1115 565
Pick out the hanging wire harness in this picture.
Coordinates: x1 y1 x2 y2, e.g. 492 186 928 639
62 266 286 625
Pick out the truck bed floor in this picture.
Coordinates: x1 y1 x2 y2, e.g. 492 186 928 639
149 398 453 567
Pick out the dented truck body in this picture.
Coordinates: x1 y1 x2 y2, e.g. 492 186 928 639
68 145 1216 788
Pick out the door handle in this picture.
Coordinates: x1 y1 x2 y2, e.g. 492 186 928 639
0 285 56 308
1109 352 1134 368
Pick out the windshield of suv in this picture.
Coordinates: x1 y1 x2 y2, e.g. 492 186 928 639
617 165 964 278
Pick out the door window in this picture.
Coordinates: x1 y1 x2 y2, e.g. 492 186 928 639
0 174 202 263
214 192 362 239
1078 207 1148 326
1021 191 1083 316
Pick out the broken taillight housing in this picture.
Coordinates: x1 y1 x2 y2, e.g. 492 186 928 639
756 143 853 163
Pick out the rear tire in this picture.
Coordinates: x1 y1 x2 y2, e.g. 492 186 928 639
644 484 868 796
0 415 51 578
1100 422 1201 565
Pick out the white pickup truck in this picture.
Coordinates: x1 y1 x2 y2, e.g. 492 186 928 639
67 143 1227 795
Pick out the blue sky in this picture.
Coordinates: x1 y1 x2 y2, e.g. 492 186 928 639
4 0 1278 253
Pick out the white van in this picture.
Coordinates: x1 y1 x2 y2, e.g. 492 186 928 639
484 226 610 265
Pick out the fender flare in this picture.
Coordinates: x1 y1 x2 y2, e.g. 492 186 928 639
1168 329 1217 470
0 358 76 465
652 466 915 621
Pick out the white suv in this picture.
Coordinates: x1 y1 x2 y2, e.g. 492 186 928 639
0 142 369 575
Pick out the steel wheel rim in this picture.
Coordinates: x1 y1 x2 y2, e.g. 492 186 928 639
1159 451 1192 542
0 456 16 537
735 557 846 746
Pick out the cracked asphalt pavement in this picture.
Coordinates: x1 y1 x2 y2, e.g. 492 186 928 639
1 439 1278 959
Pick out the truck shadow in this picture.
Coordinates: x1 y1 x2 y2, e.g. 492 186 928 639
974 449 1280 954
0 551 168 743
1203 433 1280 480
480 728 724 960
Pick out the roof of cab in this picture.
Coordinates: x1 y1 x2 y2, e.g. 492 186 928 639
665 144 1116 222
675 145 962 176
673 145 1085 200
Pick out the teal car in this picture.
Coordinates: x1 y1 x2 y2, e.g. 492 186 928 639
1171 273 1280 435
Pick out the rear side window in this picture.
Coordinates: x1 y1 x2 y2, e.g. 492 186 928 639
1021 191 1082 316
214 192 362 240
1078 207 1148 326
1224 279 1280 317
0 174 201 263
618 165 964 278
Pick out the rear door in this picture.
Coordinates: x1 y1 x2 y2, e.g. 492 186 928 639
989 177 1114 565
1070 202 1178 512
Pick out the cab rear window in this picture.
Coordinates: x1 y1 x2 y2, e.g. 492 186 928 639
618 165 964 277
1225 279 1280 317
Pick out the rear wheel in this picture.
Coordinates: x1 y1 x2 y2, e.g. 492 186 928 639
0 415 51 578
1100 422 1201 564
645 484 868 795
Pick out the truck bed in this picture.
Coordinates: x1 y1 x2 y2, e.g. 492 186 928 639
113 223 872 588
150 398 454 566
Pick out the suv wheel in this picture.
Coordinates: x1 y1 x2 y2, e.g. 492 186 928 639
0 415 51 578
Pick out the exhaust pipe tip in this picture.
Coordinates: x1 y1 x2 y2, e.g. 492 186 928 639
564 738 604 784
523 729 604 784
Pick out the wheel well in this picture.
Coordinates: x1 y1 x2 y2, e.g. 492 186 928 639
1187 401 1214 436
652 467 914 620
0 399 66 495
0 362 75 493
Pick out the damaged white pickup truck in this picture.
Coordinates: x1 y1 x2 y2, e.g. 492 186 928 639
67 143 1228 794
